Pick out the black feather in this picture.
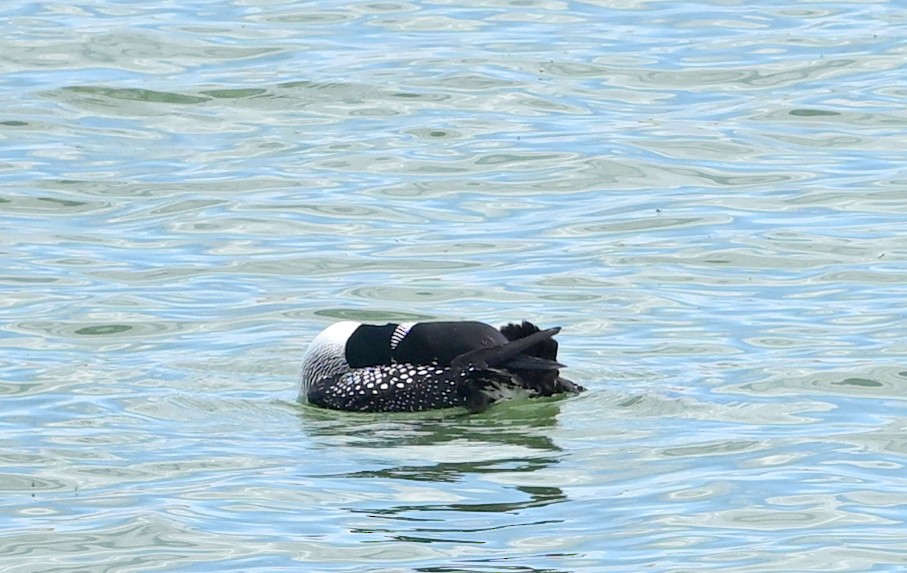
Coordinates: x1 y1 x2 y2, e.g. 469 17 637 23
499 321 585 396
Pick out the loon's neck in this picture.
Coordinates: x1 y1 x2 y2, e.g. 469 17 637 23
345 323 397 367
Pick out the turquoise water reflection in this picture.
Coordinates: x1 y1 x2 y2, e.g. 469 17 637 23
3 0 907 571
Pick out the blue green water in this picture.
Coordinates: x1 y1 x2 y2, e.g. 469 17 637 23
3 1 907 571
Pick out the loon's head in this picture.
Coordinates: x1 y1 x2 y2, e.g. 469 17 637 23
299 320 361 396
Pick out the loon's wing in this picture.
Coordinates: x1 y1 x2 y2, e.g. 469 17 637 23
451 326 561 370
305 363 517 413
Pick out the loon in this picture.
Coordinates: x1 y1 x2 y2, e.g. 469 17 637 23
299 320 584 413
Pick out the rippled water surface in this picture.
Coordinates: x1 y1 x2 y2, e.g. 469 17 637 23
3 0 907 571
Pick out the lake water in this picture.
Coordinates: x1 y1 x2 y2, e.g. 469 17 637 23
3 0 907 571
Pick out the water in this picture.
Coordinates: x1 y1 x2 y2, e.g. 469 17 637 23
3 0 907 571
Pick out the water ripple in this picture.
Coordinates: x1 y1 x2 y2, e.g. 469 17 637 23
3 0 907 571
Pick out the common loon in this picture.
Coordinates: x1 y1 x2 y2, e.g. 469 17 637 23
299 320 584 412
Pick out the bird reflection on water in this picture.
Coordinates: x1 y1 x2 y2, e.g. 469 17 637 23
296 399 576 562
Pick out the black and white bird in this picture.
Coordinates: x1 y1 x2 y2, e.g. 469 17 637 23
299 320 584 413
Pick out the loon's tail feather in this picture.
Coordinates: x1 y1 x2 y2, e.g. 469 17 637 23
499 321 560 359
451 326 560 371
498 321 585 396
496 320 565 370
448 323 578 411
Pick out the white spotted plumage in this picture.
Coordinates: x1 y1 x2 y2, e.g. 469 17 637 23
306 361 486 412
